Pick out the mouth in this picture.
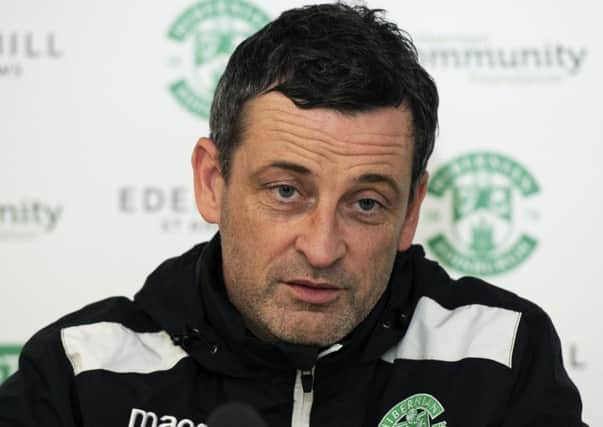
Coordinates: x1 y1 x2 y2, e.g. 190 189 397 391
284 279 342 305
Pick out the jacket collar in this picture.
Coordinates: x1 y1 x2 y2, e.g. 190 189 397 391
135 233 427 376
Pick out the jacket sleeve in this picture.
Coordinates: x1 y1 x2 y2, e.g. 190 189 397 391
502 305 588 427
0 327 79 427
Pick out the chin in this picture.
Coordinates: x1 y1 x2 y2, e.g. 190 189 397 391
273 320 353 347
254 307 359 346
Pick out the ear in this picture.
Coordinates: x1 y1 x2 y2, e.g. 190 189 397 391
398 172 429 252
192 137 224 224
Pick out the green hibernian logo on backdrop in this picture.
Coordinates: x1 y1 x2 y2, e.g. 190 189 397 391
167 0 270 119
425 151 540 276
0 346 21 384
379 393 447 427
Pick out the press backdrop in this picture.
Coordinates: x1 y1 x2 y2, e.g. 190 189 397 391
1 0 600 424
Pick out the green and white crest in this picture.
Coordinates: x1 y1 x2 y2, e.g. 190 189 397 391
167 0 270 119
424 151 540 276
379 393 447 427
0 345 21 384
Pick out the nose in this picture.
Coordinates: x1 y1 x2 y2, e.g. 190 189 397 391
294 204 346 268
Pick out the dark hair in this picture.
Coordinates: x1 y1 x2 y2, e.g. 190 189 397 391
210 2 438 198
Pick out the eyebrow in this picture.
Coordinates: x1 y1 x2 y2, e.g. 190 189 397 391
254 161 312 176
355 173 401 198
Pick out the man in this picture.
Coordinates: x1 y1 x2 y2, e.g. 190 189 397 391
0 3 587 426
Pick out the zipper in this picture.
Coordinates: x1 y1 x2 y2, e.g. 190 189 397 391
291 368 314 427
290 344 343 427
301 370 314 393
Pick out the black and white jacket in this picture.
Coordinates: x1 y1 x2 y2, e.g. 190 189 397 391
0 234 587 426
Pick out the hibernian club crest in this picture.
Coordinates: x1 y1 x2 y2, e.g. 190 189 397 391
424 151 540 276
167 0 270 119
0 345 21 385
379 393 447 427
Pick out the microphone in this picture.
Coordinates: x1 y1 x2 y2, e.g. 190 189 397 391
207 402 268 427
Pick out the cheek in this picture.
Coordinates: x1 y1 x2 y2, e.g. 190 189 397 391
222 186 265 236
222 191 292 271
352 227 399 287
355 222 400 256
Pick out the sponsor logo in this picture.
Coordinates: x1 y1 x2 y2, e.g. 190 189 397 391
166 0 270 119
118 186 216 234
0 32 63 78
0 345 21 384
379 393 447 427
424 152 540 276
128 408 207 427
0 200 63 239
416 34 586 83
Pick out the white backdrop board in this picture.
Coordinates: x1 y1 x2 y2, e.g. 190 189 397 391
1 0 600 424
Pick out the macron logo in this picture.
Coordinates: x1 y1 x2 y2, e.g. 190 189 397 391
128 408 207 427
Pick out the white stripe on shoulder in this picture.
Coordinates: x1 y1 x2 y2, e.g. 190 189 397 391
382 296 521 368
60 321 188 375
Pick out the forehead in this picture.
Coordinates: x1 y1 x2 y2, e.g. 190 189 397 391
237 92 414 182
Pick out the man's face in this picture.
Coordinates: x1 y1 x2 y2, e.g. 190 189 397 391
198 92 426 346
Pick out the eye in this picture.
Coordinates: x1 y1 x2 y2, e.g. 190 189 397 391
357 198 379 212
274 184 298 200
